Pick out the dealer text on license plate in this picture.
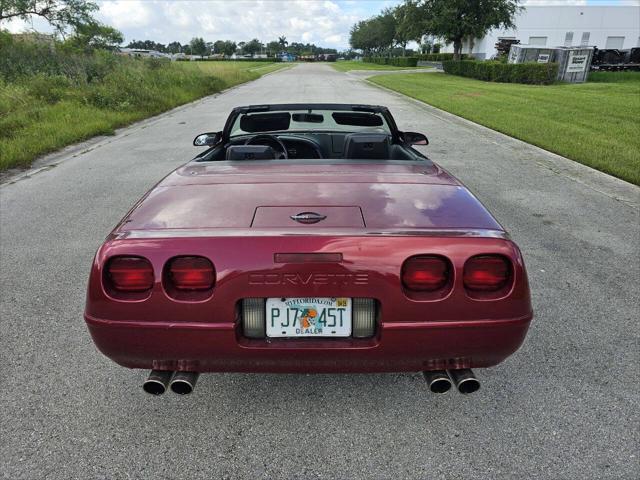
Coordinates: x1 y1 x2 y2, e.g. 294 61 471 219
266 297 352 337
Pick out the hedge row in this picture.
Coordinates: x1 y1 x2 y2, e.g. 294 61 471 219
363 57 418 67
442 60 559 84
415 53 468 61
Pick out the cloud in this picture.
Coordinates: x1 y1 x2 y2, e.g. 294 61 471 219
99 0 154 29
94 0 367 48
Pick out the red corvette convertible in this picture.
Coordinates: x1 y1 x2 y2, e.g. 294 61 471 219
84 104 533 396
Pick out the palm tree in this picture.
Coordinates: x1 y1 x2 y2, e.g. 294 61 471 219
278 36 288 50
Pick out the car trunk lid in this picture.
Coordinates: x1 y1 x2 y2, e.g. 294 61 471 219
119 163 502 232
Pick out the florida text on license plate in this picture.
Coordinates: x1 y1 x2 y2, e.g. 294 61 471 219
266 297 352 337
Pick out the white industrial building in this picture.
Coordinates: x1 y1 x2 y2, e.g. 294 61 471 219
441 5 640 59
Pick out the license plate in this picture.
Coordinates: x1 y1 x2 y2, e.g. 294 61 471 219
266 297 352 337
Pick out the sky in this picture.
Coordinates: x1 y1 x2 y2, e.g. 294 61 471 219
2 0 634 50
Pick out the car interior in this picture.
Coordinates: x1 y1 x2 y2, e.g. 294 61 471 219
195 109 429 162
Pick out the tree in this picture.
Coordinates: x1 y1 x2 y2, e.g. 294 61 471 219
212 39 225 54
0 0 98 33
350 12 396 55
394 1 429 52
349 20 370 54
266 40 281 56
376 9 397 54
421 0 521 60
277 35 287 49
66 20 122 50
242 38 262 56
222 40 236 56
166 41 182 54
392 5 411 55
189 36 207 57
212 39 235 56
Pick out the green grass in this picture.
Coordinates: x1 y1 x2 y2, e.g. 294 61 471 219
587 70 640 83
0 59 284 171
332 61 432 72
370 72 640 185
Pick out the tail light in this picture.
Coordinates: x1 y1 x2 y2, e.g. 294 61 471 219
402 255 450 291
166 256 215 291
463 255 511 291
106 256 154 292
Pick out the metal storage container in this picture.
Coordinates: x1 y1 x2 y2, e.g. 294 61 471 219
508 45 555 64
508 45 594 83
554 47 594 83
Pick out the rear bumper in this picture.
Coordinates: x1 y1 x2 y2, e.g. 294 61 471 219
84 313 532 373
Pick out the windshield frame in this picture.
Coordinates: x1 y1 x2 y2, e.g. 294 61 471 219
221 103 401 143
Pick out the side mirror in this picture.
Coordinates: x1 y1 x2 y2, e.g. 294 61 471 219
193 132 222 147
401 132 429 146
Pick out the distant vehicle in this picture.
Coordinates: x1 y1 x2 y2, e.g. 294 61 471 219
317 53 337 62
84 104 533 397
279 52 296 62
118 48 169 59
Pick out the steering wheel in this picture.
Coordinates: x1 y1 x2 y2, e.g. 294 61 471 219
245 134 288 160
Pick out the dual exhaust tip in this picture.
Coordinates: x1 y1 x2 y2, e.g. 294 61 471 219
144 368 479 395
423 369 480 394
143 370 199 395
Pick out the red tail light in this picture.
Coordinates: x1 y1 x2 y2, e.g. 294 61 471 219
107 256 154 292
402 256 450 291
167 256 215 291
463 255 511 291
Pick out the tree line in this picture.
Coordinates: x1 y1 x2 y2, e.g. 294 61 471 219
127 36 337 57
350 0 521 60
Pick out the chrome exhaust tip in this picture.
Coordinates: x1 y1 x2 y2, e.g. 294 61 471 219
143 370 174 395
447 369 480 394
170 371 199 395
422 370 453 393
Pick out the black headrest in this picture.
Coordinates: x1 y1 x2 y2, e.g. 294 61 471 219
343 133 390 160
226 145 276 161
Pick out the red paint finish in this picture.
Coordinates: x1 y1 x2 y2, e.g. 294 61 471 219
119 163 502 231
85 161 533 373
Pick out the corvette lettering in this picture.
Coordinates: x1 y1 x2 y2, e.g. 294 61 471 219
248 272 369 286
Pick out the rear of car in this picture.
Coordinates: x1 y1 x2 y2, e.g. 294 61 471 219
86 232 531 373
84 164 532 375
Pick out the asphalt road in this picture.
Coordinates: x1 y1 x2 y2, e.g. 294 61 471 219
1 64 638 480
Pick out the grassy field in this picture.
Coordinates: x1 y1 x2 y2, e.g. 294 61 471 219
370 71 640 185
332 61 432 72
0 57 286 172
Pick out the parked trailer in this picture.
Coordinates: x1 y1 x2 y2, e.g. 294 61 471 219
591 48 640 71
